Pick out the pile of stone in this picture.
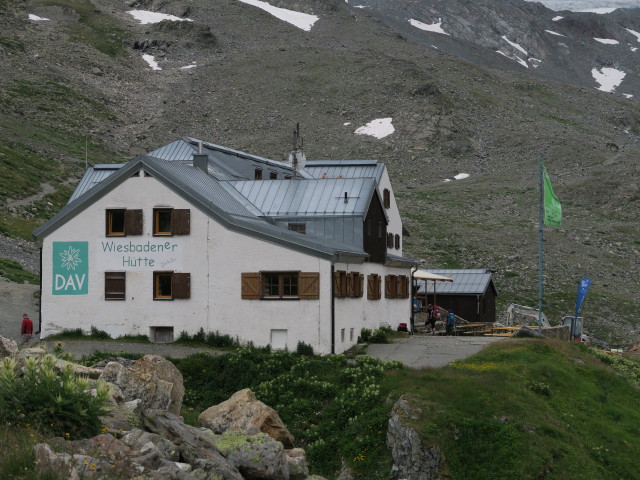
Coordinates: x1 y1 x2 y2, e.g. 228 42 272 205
0 337 322 480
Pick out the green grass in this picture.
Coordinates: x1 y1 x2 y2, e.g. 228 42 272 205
394 339 640 480
0 425 63 480
0 258 39 284
37 0 127 57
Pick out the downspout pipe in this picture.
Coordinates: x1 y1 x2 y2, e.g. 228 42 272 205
330 263 335 354
37 245 42 335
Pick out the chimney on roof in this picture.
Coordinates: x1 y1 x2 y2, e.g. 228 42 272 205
193 141 209 174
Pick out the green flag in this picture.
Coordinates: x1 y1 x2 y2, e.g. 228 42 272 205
542 164 562 226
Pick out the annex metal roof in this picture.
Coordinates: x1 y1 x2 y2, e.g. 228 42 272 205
225 178 376 218
416 269 497 295
34 156 368 261
304 160 384 183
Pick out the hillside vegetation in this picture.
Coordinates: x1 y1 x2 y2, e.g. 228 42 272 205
3 339 640 479
0 0 638 342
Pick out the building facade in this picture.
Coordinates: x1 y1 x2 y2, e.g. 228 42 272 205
34 138 414 354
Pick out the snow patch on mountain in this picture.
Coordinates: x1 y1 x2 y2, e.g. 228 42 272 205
128 10 193 24
408 18 450 35
502 36 528 55
496 50 529 68
28 14 49 21
142 54 162 71
546 30 565 36
355 118 394 139
592 67 625 92
594 37 619 44
237 0 319 31
626 28 640 42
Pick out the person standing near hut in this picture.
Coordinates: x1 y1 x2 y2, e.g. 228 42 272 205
20 313 33 346
426 304 436 334
446 311 456 336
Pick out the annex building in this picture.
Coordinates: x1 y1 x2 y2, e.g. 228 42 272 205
33 137 414 354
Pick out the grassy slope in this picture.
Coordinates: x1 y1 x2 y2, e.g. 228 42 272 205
391 339 640 480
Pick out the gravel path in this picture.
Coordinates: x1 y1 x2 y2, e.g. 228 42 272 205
32 335 504 368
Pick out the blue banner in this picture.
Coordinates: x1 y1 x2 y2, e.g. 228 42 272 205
574 277 591 320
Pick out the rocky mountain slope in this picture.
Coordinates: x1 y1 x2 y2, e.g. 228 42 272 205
0 0 638 343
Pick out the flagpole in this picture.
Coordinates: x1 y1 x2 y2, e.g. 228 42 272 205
537 157 544 335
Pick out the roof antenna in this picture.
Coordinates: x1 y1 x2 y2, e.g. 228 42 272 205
288 123 306 179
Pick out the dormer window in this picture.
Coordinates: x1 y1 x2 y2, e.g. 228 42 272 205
270 171 278 180
254 168 263 180
383 189 391 209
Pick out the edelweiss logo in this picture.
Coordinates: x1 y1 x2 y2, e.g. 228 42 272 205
59 246 82 271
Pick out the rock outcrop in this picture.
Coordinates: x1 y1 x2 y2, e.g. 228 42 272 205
0 335 18 357
199 388 295 449
99 354 185 415
387 396 446 480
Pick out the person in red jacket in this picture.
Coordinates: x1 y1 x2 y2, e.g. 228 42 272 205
21 313 33 346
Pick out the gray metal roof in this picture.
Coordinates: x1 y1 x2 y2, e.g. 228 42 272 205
416 269 497 295
304 160 384 183
34 156 368 261
69 164 125 202
225 178 376 218
148 138 313 181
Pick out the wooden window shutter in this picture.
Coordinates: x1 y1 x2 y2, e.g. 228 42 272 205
367 274 376 299
241 272 261 299
383 188 390 209
357 274 364 298
339 271 348 297
385 275 397 299
376 275 382 299
299 272 320 299
395 234 400 250
172 209 191 235
333 271 341 296
387 233 393 248
172 273 191 299
124 209 143 235
347 272 355 297
105 272 126 300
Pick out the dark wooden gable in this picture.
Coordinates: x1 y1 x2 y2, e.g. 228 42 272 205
363 190 387 263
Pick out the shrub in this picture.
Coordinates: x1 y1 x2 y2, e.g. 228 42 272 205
205 330 236 348
358 328 372 343
296 341 314 356
89 326 111 339
368 328 389 344
0 355 110 439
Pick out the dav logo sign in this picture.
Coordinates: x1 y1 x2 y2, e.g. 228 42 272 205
52 242 88 295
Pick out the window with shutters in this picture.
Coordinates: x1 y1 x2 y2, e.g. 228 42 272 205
153 271 190 300
241 272 319 300
367 274 381 300
106 209 142 236
387 232 394 248
383 188 391 209
105 272 126 300
153 208 190 236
